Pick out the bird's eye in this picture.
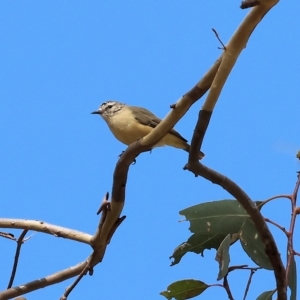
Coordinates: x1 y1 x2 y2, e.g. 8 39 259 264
107 105 113 109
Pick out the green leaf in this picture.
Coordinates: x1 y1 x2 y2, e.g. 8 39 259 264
287 255 297 300
256 289 275 300
240 219 273 270
170 233 230 266
160 279 208 300
173 200 254 265
180 200 249 235
216 234 231 280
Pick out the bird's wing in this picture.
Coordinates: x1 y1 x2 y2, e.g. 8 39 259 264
132 106 188 143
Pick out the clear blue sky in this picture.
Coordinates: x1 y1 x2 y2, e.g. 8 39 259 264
1 1 299 299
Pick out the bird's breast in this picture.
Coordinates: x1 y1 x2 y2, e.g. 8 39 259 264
106 109 152 145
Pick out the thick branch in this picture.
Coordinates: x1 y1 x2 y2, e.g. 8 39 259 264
110 54 223 206
140 56 222 149
184 162 286 299
203 0 279 113
186 1 285 299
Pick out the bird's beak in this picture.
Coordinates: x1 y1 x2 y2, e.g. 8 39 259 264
91 110 101 115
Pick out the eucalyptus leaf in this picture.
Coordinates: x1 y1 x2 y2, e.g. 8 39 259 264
256 289 275 300
170 232 230 266
240 219 273 270
160 279 208 300
180 200 249 235
215 234 231 280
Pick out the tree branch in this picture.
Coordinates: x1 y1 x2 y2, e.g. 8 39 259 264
185 1 286 299
0 219 92 244
0 261 86 299
184 162 286 299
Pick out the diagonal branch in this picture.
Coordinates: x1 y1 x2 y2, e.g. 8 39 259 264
184 162 286 299
0 261 86 299
140 56 222 149
185 1 286 299
110 51 223 207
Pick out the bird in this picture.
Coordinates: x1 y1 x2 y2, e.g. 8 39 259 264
91 101 204 159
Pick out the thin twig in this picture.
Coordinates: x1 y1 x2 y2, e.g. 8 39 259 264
228 265 261 272
293 250 300 257
212 28 226 50
285 173 300 284
7 229 29 289
243 269 257 300
265 218 289 236
0 231 16 240
223 274 234 300
240 0 261 9
257 194 292 208
60 260 90 300
228 265 248 272
97 192 110 215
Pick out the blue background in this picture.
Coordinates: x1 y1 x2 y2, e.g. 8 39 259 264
1 1 299 299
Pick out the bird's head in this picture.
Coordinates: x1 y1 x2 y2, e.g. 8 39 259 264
91 101 125 120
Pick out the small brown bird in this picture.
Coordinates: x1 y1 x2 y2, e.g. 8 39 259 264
92 101 204 159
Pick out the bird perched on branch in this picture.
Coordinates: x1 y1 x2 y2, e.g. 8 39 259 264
91 101 204 159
